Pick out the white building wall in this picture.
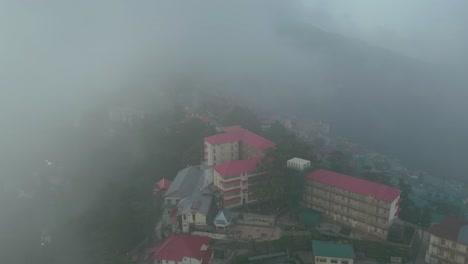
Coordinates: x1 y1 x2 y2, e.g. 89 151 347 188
314 256 354 264
182 257 202 264
388 195 400 223
205 141 239 166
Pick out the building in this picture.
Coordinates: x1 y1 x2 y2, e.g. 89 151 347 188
163 165 215 232
304 169 401 239
425 216 468 264
204 127 275 208
287 157 312 172
149 233 213 264
203 127 275 166
213 210 234 230
213 158 266 207
311 240 355 264
153 178 173 195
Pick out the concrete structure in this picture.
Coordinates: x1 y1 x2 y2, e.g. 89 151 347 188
149 234 213 264
287 157 311 171
203 127 275 166
311 240 355 264
425 216 468 264
163 165 215 232
304 169 401 239
204 127 275 208
213 158 267 207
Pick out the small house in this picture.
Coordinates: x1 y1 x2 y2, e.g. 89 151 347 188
311 240 355 264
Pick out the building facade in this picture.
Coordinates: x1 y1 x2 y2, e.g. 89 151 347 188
203 127 275 166
312 240 355 264
213 158 267 208
304 169 401 239
203 127 275 207
425 217 468 264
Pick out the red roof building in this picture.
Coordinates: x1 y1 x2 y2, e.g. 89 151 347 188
204 127 274 166
304 169 401 239
426 217 468 263
153 178 173 195
150 234 213 264
214 158 262 177
204 127 273 208
307 169 401 203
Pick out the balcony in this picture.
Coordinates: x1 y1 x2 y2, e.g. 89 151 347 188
222 182 241 190
311 197 389 229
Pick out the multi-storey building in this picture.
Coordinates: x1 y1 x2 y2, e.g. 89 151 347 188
287 157 312 172
204 127 275 207
213 157 266 207
425 216 468 264
304 169 401 239
203 127 275 166
148 234 213 264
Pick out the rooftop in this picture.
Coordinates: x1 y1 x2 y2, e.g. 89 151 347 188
311 240 355 259
204 127 275 152
165 165 213 197
214 158 262 177
307 169 401 203
428 216 468 245
151 233 212 262
287 157 311 165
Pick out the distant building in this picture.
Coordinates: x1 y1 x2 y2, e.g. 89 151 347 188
287 157 311 172
248 251 290 264
108 107 145 126
149 234 213 264
425 216 468 264
304 169 401 239
311 240 355 264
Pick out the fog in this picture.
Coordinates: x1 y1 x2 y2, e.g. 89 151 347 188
1 1 467 263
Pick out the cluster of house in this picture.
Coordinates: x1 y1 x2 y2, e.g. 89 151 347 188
147 125 468 264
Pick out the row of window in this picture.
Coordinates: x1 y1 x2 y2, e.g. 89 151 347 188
315 258 349 264
439 238 468 252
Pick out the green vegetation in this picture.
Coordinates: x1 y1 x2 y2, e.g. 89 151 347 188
49 107 215 264
397 178 432 228
254 122 316 207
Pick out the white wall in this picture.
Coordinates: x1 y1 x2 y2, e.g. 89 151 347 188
314 256 353 264
388 195 400 222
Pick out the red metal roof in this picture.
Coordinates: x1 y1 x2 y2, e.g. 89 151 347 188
156 178 172 190
214 158 262 177
307 169 401 203
428 216 468 243
152 234 212 262
204 127 275 152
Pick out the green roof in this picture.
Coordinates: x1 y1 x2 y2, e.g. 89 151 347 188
312 240 355 259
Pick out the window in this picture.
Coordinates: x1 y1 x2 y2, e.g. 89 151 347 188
465 257 468 264
183 215 186 220
330 260 338 264
342 261 349 264
451 241 457 249
192 214 196 222
438 248 443 256
441 239 446 245
316 258 326 263
450 253 455 260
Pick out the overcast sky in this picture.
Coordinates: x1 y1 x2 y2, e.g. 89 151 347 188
1 0 467 169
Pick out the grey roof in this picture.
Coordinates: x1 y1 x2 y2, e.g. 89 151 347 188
165 165 213 197
213 210 234 227
170 164 214 216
